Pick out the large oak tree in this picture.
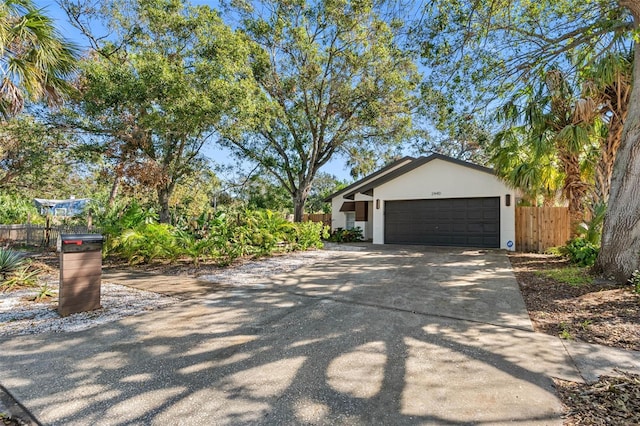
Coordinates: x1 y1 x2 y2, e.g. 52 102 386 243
222 0 419 221
62 0 260 222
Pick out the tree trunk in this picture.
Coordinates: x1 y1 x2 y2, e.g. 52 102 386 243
157 185 172 224
559 150 589 236
107 175 120 208
594 87 628 205
596 30 640 282
292 183 312 222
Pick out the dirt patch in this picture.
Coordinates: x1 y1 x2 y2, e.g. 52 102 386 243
508 253 640 351
554 371 640 426
509 252 640 425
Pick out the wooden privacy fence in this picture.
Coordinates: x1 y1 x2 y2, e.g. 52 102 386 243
515 207 571 253
302 213 331 226
0 224 101 248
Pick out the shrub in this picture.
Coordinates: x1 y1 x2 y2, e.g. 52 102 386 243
1 260 41 291
242 209 296 256
293 221 329 250
577 203 606 245
327 227 363 243
0 248 25 280
0 194 44 225
563 237 599 267
108 223 178 264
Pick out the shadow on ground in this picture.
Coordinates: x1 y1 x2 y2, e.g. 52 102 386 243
0 246 596 425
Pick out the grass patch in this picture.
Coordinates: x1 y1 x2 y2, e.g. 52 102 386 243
536 266 593 287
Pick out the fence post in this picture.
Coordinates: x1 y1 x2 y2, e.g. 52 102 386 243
45 215 51 247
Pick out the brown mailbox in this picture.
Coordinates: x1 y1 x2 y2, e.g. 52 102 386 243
58 234 104 317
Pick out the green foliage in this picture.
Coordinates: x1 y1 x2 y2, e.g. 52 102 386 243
628 270 640 294
108 223 178 265
577 203 607 245
327 227 363 243
293 221 329 251
558 322 573 340
0 248 25 279
536 266 594 287
1 260 41 291
97 200 158 236
104 207 325 266
0 115 78 192
62 0 261 222
563 238 600 267
0 0 77 118
0 194 44 224
222 0 419 219
32 284 55 301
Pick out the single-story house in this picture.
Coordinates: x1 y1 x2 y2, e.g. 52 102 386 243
34 198 90 217
324 153 516 250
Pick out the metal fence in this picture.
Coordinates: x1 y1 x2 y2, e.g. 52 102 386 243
0 224 102 248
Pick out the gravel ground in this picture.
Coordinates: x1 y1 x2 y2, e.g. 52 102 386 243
196 249 337 286
0 283 180 337
0 249 339 338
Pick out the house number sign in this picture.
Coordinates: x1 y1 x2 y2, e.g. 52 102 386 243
431 191 442 196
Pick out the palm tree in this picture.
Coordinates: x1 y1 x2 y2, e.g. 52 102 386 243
581 52 632 205
0 0 77 118
490 126 564 206
491 69 595 231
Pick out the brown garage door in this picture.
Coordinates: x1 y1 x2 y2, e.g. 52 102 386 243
384 197 500 248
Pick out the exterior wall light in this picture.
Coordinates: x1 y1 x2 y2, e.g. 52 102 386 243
505 194 511 207
376 199 380 209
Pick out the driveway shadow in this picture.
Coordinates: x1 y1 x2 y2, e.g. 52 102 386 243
0 247 569 425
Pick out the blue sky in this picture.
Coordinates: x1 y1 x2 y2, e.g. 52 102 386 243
35 1 355 182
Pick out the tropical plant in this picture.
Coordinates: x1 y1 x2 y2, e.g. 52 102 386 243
1 261 40 290
294 221 328 250
33 283 54 301
577 203 607 245
0 0 77 118
107 223 178 265
491 67 598 229
563 238 599 267
327 227 363 243
0 248 24 280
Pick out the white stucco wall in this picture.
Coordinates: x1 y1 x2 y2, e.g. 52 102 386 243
371 159 516 250
329 158 413 234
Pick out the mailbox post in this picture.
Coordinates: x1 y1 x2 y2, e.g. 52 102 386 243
58 234 104 317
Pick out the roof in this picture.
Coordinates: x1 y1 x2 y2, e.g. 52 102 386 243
323 156 415 202
34 198 91 217
342 153 496 199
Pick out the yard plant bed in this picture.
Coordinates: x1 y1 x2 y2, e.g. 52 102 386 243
508 253 640 351
554 371 640 426
509 252 640 425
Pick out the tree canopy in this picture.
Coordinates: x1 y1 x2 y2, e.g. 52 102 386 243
61 0 261 222
221 0 419 221
413 0 640 281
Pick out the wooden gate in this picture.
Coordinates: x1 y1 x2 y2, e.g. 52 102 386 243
515 207 570 252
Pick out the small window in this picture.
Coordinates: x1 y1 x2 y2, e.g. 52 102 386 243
345 212 355 230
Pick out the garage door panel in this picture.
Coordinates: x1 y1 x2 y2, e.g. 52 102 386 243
384 197 500 248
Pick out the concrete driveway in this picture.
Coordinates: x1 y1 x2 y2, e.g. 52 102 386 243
0 246 580 425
